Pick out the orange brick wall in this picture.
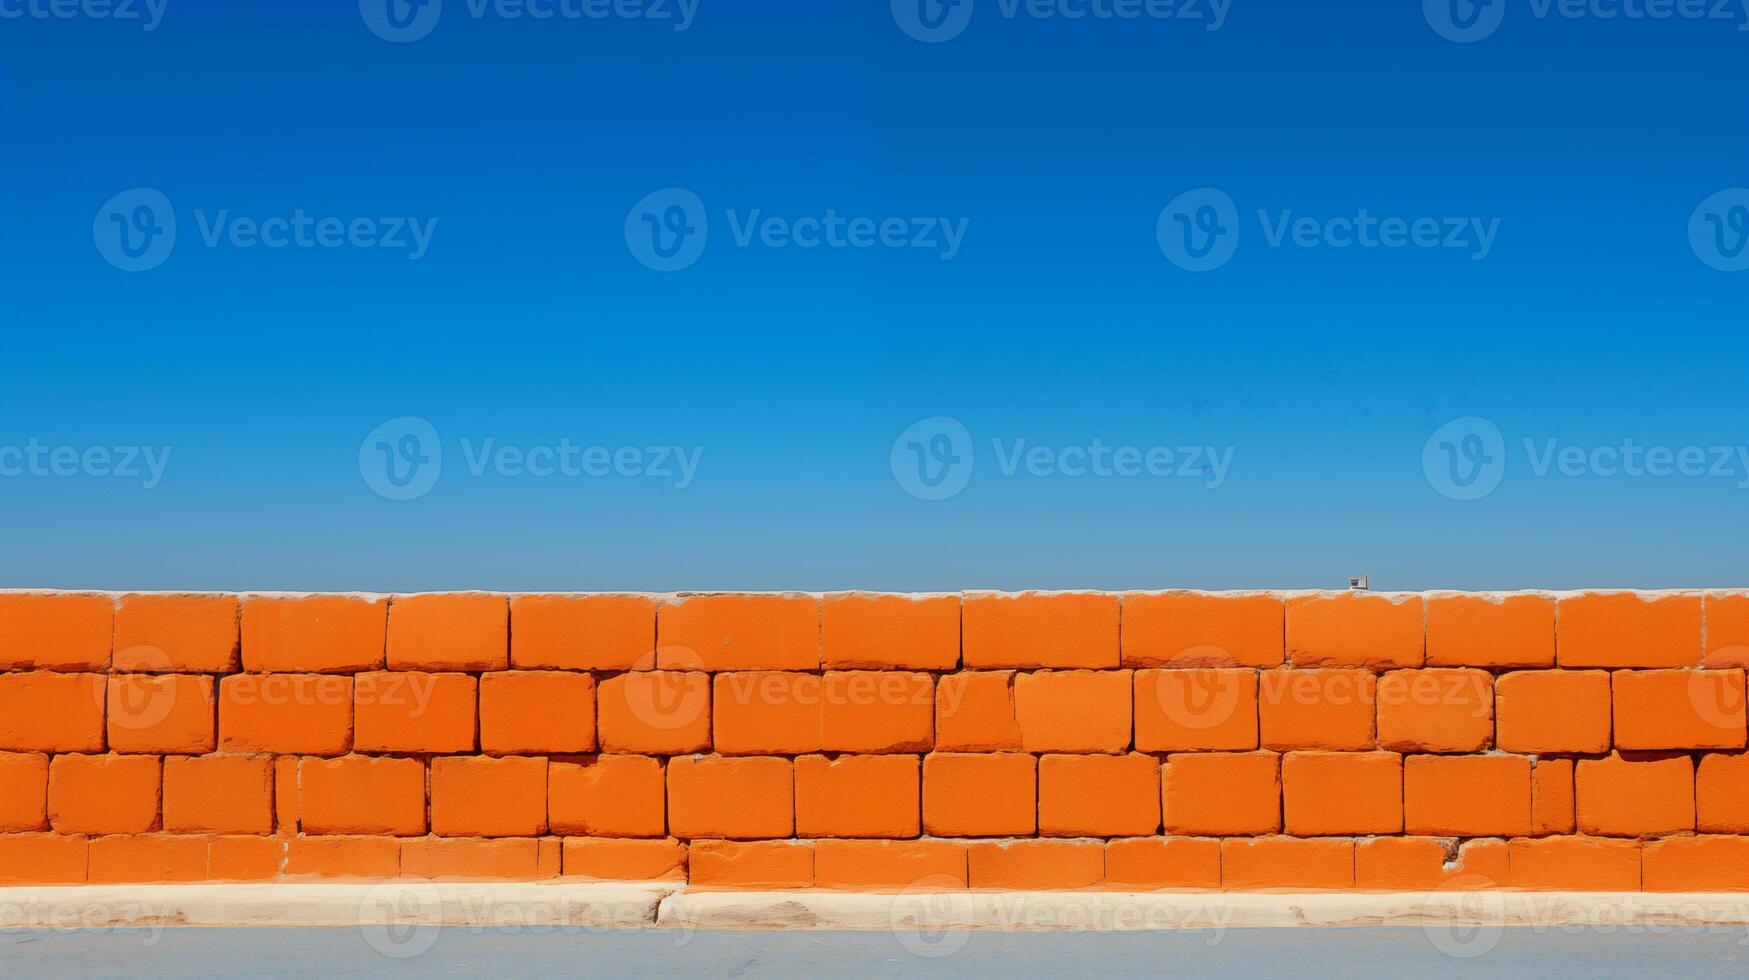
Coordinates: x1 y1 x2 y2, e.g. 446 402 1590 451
2 588 1748 891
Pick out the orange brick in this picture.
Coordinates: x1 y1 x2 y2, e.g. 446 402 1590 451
114 593 238 672
0 592 112 670
1426 594 1554 668
162 755 273 834
935 671 1020 751
1014 669 1131 753
0 833 87 884
1557 592 1702 668
107 674 215 754
1403 754 1531 837
1706 593 1749 666
712 672 822 754
814 839 968 890
479 671 596 754
403 837 544 879
1613 669 1747 750
1698 753 1749 833
1494 669 1611 754
657 594 819 671
1532 758 1575 835
208 835 283 880
922 752 1036 837
561 837 686 880
962 591 1118 669
240 594 386 673
1121 592 1284 668
431 756 547 838
1282 751 1402 836
1039 753 1160 837
1220 837 1355 890
549 755 665 837
387 593 507 671
667 755 793 839
1507 836 1640 890
821 593 959 670
0 752 48 832
88 834 206 883
597 671 711 754
795 754 918 838
968 840 1103 890
1103 837 1221 889
274 756 299 833
1576 754 1694 837
218 674 352 755
1134 668 1259 752
353 671 476 754
1355 838 1508 890
47 754 160 835
1257 669 1375 750
1376 668 1493 753
820 671 933 753
0 671 105 752
299 756 427 836
689 840 815 887
1642 836 1749 891
1286 593 1423 670
510 593 655 670
1161 752 1279 836
284 835 401 878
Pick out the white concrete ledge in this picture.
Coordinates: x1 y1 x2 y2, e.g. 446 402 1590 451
656 890 1749 932
0 883 677 929
5 885 1749 932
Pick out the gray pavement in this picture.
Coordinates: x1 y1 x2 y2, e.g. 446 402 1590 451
4 926 1748 978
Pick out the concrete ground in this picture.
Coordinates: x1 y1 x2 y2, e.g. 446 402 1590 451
4 926 1748 978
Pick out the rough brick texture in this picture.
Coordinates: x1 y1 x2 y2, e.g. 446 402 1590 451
0 588 1741 892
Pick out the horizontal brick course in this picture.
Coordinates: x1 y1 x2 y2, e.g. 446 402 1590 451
0 588 1741 892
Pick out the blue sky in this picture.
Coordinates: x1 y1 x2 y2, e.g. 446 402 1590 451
0 0 1745 591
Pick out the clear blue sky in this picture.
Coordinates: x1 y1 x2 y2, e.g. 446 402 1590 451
1 1 1745 592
